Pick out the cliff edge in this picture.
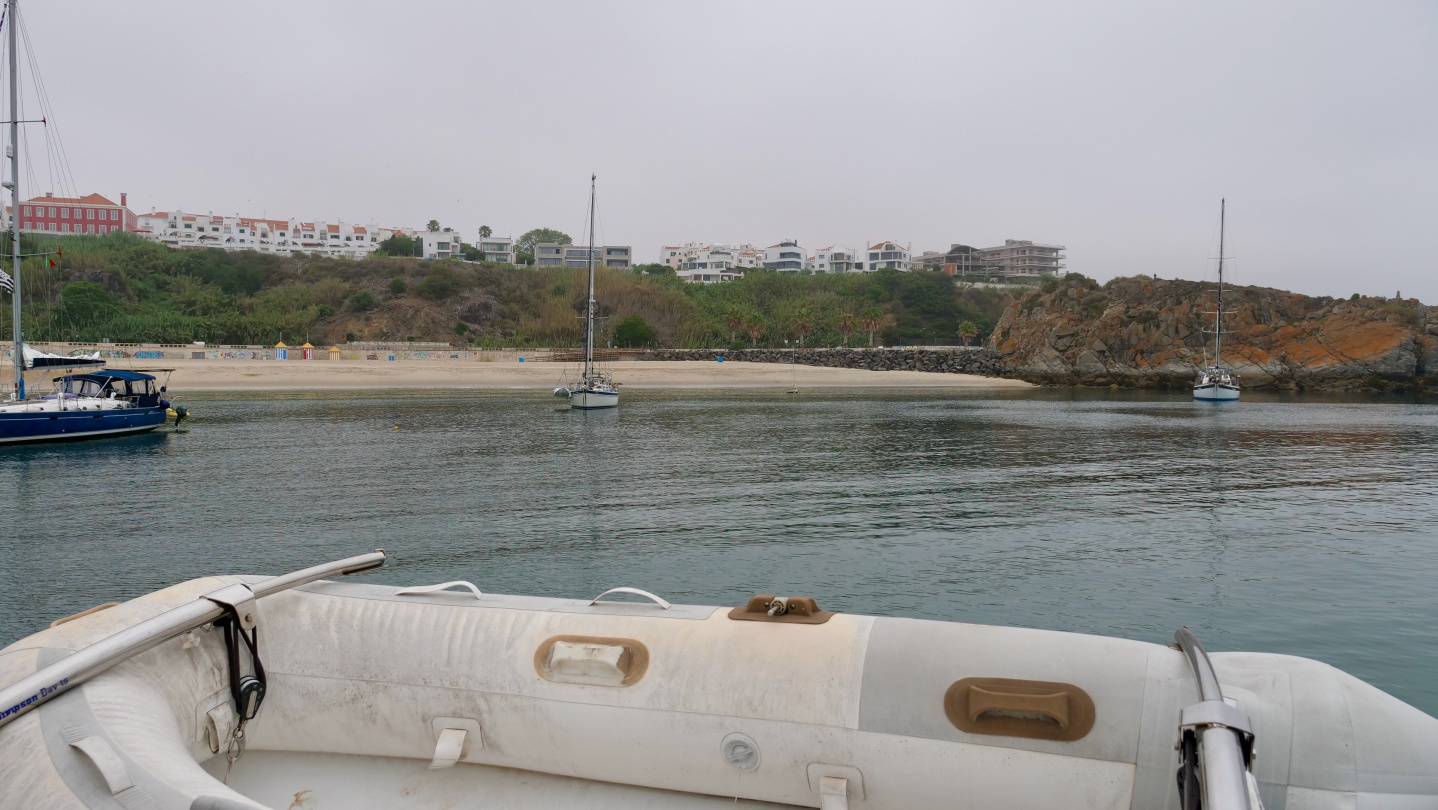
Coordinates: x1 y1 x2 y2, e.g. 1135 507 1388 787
989 275 1436 391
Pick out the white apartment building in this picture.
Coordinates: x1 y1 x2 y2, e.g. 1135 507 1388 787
763 240 805 273
977 239 1066 279
662 242 762 269
678 246 742 284
535 243 632 269
666 242 760 283
136 210 413 260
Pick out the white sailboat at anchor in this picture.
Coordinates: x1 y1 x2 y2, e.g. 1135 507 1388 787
1193 199 1240 403
553 174 618 409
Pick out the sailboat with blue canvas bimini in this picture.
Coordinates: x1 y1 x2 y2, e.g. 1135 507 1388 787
0 0 180 443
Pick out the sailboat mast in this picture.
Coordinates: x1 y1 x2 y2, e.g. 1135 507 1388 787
7 0 21 400
1215 198 1225 369
584 173 596 380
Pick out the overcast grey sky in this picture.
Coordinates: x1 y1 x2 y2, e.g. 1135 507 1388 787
17 1 1438 300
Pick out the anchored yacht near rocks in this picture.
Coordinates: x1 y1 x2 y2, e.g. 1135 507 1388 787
1194 199 1240 402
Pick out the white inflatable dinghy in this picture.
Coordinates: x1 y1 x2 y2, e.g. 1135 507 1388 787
2 551 1436 809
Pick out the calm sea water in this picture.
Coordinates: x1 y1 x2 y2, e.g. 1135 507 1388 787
2 387 1436 715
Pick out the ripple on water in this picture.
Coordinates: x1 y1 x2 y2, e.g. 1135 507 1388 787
1 387 1435 714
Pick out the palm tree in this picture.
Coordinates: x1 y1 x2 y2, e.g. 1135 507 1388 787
836 313 855 347
792 310 813 348
478 225 492 238
745 315 766 349
957 320 979 346
723 307 745 343
860 306 885 348
427 220 441 232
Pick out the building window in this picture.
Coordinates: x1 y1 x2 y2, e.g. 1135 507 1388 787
85 209 93 219
184 223 192 229
60 207 70 218
22 205 30 216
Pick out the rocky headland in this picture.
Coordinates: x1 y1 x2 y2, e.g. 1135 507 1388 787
989 275 1436 391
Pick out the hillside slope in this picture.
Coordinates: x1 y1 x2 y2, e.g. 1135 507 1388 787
7 234 1012 349
989 275 1436 390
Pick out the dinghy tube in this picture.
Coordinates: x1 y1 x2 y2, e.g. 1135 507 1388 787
3 557 1438 809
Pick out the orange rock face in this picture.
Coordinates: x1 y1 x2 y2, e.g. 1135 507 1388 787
988 276 1434 390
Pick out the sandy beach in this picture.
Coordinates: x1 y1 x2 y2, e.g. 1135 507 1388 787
124 359 1031 391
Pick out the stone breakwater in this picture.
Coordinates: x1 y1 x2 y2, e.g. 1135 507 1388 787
641 347 1008 376
989 275 1437 391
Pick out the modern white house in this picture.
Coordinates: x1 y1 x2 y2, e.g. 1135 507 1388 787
662 242 763 271
418 230 462 260
476 235 514 264
763 240 805 273
863 240 911 271
809 245 863 274
674 244 748 283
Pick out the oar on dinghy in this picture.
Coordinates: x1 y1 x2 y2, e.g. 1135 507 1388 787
0 550 387 731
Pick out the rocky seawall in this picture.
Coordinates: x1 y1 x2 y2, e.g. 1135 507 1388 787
988 275 1436 391
642 347 1008 376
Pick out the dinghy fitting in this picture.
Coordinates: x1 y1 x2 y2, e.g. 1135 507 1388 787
0 549 386 731
1173 626 1264 810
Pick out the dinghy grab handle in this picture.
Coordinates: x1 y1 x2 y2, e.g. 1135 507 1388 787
0 550 387 731
589 587 672 609
944 677 1095 741
395 581 485 600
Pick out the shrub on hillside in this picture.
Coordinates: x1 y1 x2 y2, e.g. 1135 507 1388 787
347 290 375 312
614 315 654 347
417 266 458 300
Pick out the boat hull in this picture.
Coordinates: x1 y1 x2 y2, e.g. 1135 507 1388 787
1192 383 1240 402
2 574 1435 809
0 405 168 444
569 389 618 409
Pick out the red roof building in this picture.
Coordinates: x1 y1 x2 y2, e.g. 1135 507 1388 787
17 192 138 235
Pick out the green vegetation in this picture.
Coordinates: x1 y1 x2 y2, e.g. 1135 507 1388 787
0 232 1013 349
613 315 653 347
347 290 375 312
376 233 417 257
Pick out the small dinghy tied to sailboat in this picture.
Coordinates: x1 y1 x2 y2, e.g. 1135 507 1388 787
3 550 1437 809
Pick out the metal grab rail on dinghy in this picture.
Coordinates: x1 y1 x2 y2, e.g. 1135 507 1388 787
1173 626 1265 810
0 550 387 731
